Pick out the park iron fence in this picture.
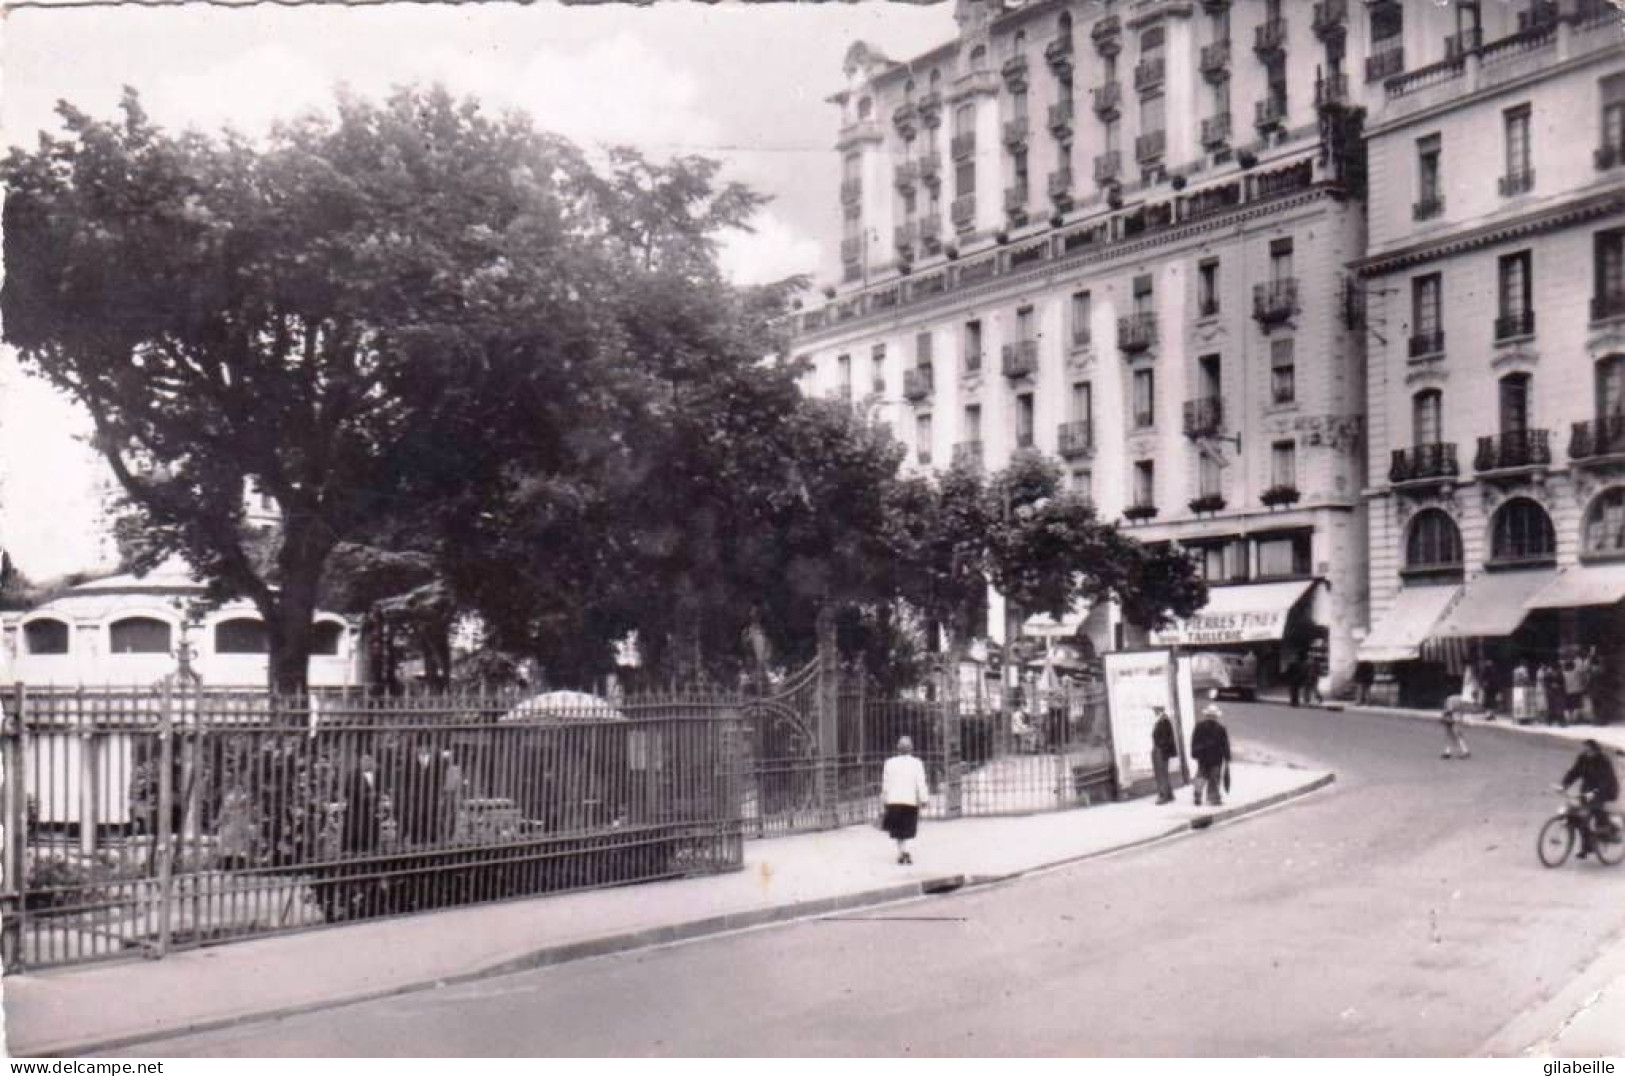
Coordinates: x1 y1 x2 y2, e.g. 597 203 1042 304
1 685 743 971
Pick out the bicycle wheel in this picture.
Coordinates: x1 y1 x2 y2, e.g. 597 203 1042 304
1538 815 1574 868
1596 812 1625 867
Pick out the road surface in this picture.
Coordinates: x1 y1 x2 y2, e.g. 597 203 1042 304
124 703 1625 1056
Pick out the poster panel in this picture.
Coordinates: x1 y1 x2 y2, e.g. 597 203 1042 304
1103 649 1179 791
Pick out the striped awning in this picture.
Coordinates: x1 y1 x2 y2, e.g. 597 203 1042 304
1357 584 1461 664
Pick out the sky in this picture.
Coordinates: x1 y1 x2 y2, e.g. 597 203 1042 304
0 0 958 579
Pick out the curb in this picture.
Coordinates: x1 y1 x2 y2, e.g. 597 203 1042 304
1476 919 1625 1057
1348 702 1625 753
26 771 1335 1058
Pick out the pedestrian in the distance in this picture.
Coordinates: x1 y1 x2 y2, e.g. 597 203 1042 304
1354 661 1375 706
881 736 931 865
1286 656 1303 708
1480 658 1501 719
1189 704 1232 807
1440 696 1471 760
1460 663 1482 715
1151 706 1177 805
1512 660 1533 725
1305 652 1325 707
1543 660 1568 727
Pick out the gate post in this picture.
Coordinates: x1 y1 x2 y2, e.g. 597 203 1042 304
154 680 176 959
815 605 840 829
940 656 963 818
2 683 30 972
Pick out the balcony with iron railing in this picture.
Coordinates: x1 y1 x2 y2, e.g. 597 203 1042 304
1092 81 1122 118
1572 416 1625 462
894 161 918 191
1047 168 1073 201
1045 34 1075 70
1004 185 1030 214
836 120 884 151
894 222 916 254
951 132 977 159
1475 429 1550 473
919 216 942 245
1253 279 1298 326
1002 53 1029 82
902 365 935 403
1199 40 1230 80
1366 45 1404 82
1135 130 1167 163
1057 420 1094 459
1413 194 1445 221
1315 71 1350 109
1254 17 1287 56
1598 143 1624 172
1312 0 1347 41
840 179 863 206
1408 329 1446 359
1499 169 1536 197
1048 100 1075 133
1003 116 1031 146
917 91 943 127
1593 289 1625 324
1134 56 1166 92
1446 26 1483 60
892 102 918 139
840 236 863 265
952 440 985 469
1183 397 1224 439
1001 340 1039 380
1093 151 1122 184
1494 309 1536 341
1201 112 1232 147
1118 311 1157 354
1255 97 1287 131
1091 14 1122 53
1390 443 1460 486
951 194 977 229
919 153 942 185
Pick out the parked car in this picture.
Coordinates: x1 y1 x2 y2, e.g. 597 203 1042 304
1187 651 1257 700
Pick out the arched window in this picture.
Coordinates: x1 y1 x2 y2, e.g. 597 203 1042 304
1059 12 1073 34
24 618 70 655
904 78 916 98
1491 498 1556 563
929 67 942 87
970 44 988 70
214 618 268 655
312 621 345 656
857 96 873 120
1406 509 1463 572
109 616 172 655
1583 487 1625 555
1013 29 1027 51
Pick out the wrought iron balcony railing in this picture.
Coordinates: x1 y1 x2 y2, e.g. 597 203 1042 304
1092 14 1122 51
1390 442 1459 484
1253 279 1298 326
951 194 977 228
1118 311 1157 354
1254 17 1287 56
1570 416 1625 461
1004 185 1029 213
1002 53 1029 82
1045 34 1075 69
1593 289 1625 323
1092 81 1122 118
951 132 977 160
1475 429 1550 472
1001 340 1039 379
1003 116 1031 146
1057 420 1094 459
894 161 918 191
1199 40 1230 80
1201 112 1232 147
894 222 916 253
1048 100 1074 133
1313 0 1348 40
902 364 935 402
1315 71 1350 109
1413 194 1444 221
1499 169 1536 197
1134 56 1166 92
1093 151 1122 184
1135 130 1167 162
1598 143 1624 172
1047 168 1073 200
1255 97 1287 130
952 440 984 469
840 236 863 264
1408 330 1445 359
1494 309 1536 341
1183 396 1224 438
1366 46 1404 82
840 179 863 205
918 153 942 185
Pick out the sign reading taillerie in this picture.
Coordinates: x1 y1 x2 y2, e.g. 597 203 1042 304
1148 609 1288 647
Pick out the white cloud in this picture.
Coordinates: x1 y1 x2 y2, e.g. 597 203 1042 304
719 210 822 287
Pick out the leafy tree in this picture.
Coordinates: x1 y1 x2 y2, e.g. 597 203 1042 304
2 87 611 693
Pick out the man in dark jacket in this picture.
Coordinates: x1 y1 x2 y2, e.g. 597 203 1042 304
1190 704 1232 807
1151 706 1177 805
1561 739 1621 859
342 753 384 855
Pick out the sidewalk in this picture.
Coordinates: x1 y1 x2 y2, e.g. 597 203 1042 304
2 759 1331 1058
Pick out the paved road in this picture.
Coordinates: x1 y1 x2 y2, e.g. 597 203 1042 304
126 704 1625 1056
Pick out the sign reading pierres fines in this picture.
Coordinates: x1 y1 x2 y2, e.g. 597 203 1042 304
1148 609 1288 647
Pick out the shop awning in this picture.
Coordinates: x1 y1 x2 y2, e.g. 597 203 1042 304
1526 562 1625 611
1431 569 1557 639
1148 580 1318 647
1022 603 1092 638
1357 584 1461 664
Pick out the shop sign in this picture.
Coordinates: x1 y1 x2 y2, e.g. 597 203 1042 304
1148 609 1289 647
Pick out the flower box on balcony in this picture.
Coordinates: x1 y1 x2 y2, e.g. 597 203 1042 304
1199 40 1230 80
1188 494 1227 516
1253 279 1298 327
1260 485 1301 509
1254 17 1287 56
1123 503 1159 523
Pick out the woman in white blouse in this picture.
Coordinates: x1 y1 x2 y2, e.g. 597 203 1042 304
881 736 931 865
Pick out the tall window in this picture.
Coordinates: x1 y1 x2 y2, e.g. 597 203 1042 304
836 354 852 397
916 331 933 367
842 153 861 184
870 344 887 395
1012 148 1030 195
1197 259 1220 316
955 102 974 135
1417 133 1442 215
956 160 976 198
1504 104 1533 185
1603 74 1625 154
1413 389 1444 446
964 403 982 443
1198 353 1222 399
1498 251 1533 330
970 45 988 71
916 413 933 463
1413 273 1443 344
1500 373 1532 435
1133 368 1156 428
1584 487 1625 555
1270 338 1296 405
1134 460 1156 506
1071 380 1093 423
1070 468 1093 500
965 319 984 373
1198 453 1221 498
1269 237 1294 281
1133 273 1154 315
1070 290 1092 346
1406 510 1463 571
1141 92 1165 137
1271 440 1297 488
1599 354 1625 419
1012 88 1029 121
1257 532 1312 578
1492 498 1556 563
1596 229 1625 312
1016 393 1035 447
1266 59 1288 115
1016 305 1036 341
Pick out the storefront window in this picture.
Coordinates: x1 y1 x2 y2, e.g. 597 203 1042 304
1582 487 1625 556
1256 531 1311 579
1490 498 1556 563
1405 509 1463 572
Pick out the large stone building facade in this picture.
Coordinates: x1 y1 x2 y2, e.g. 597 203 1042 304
794 0 1379 692
1355 0 1625 705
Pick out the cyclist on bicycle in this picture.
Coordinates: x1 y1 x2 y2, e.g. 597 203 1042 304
1559 739 1620 858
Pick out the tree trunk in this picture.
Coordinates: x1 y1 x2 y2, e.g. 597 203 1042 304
262 531 332 701
815 601 840 828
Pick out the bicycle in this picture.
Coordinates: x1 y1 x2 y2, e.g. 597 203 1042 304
1537 790 1625 868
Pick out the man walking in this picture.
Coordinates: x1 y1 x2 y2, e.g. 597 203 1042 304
881 736 931 865
1190 704 1232 808
1151 706 1177 805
